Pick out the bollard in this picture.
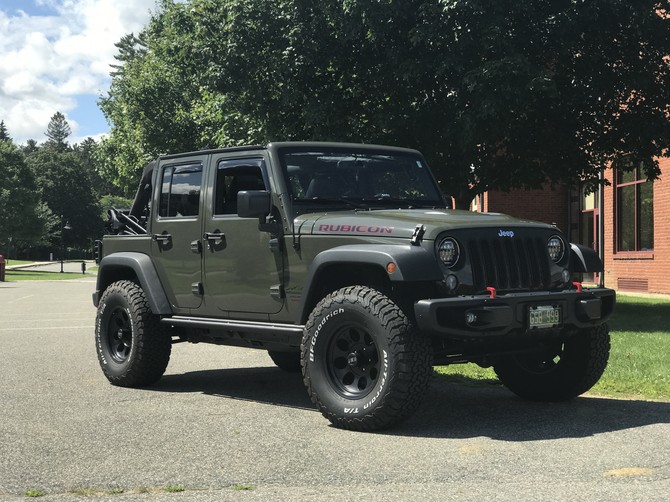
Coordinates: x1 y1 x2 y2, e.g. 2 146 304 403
0 255 5 282
81 261 87 275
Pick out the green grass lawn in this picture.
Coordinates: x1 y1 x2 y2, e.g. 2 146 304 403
434 294 670 401
2 259 35 266
3 270 86 281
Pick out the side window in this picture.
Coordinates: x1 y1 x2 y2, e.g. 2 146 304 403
159 163 203 217
214 158 267 215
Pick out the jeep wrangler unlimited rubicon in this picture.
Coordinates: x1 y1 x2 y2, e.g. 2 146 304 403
93 142 615 431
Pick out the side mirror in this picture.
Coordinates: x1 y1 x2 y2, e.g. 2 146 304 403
237 190 272 218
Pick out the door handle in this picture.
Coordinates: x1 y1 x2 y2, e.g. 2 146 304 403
204 232 225 242
152 233 172 243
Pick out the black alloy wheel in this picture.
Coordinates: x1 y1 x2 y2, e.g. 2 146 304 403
327 324 380 399
95 280 171 387
301 285 433 431
106 307 133 363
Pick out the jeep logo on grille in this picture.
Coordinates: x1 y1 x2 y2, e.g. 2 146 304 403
498 229 515 238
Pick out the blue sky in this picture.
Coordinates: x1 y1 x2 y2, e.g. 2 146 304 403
0 0 157 144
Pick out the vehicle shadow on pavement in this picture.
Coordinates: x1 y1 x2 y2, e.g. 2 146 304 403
397 381 670 441
154 367 315 411
152 367 669 439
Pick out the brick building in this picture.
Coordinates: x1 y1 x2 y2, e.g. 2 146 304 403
602 157 669 293
475 157 669 294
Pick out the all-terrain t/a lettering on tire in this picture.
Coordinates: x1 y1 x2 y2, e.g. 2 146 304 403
301 286 433 431
95 280 171 387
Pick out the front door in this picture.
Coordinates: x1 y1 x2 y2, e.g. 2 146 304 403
201 155 284 316
151 154 207 310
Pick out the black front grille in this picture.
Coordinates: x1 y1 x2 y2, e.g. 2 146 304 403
467 237 550 291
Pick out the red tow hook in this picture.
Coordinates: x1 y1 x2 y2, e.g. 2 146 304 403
486 286 497 299
572 281 583 293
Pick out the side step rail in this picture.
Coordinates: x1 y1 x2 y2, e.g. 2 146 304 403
164 316 305 336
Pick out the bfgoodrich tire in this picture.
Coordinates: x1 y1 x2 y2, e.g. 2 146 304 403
95 280 171 387
493 323 610 401
301 286 433 431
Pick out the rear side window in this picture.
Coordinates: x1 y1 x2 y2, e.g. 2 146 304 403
159 163 203 217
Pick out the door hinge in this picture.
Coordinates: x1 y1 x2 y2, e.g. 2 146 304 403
270 285 285 300
191 282 203 296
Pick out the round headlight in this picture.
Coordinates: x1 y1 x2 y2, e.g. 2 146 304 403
547 235 565 262
439 237 460 268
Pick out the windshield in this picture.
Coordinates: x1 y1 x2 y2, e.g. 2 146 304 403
279 148 444 211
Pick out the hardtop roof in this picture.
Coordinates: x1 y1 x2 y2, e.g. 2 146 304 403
157 141 423 161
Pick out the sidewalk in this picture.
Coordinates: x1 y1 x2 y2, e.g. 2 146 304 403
5 260 96 274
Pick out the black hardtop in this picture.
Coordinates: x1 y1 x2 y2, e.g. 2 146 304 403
157 141 423 161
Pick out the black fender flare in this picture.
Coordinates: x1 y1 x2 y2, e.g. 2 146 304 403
570 243 604 273
297 244 442 323
93 252 172 315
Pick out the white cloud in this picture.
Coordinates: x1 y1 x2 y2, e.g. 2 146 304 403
0 0 157 144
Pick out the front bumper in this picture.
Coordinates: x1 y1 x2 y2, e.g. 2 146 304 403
415 288 615 339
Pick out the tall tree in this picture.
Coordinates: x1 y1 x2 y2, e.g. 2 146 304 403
0 120 10 142
27 145 103 248
100 0 670 205
45 112 72 152
22 139 39 155
0 141 48 254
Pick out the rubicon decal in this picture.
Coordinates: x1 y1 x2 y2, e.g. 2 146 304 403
498 229 515 237
318 224 394 234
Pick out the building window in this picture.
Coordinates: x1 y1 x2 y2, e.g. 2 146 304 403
616 165 653 252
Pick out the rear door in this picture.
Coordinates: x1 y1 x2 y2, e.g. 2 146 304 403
151 154 207 310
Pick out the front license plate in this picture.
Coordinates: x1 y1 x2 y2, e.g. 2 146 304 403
528 305 561 329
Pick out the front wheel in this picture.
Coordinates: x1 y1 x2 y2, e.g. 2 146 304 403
493 323 610 401
301 286 433 431
95 280 171 387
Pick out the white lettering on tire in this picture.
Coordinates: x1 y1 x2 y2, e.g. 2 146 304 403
97 302 107 365
309 308 344 362
363 350 389 410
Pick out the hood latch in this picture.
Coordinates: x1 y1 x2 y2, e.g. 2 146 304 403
411 224 426 246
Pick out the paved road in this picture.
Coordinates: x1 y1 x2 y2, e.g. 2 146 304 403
1 280 668 501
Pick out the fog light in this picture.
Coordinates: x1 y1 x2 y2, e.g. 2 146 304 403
466 312 477 325
562 269 571 284
446 274 459 291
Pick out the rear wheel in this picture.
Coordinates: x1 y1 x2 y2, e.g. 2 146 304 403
95 280 171 387
493 324 610 401
301 286 432 431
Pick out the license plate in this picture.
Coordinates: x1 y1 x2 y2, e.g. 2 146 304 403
528 305 561 329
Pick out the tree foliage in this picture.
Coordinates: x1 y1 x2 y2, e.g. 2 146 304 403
0 141 48 253
27 146 102 249
0 116 109 258
100 0 670 206
45 112 73 152
0 121 10 142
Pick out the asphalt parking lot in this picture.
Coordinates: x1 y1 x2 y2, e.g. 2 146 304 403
1 279 669 501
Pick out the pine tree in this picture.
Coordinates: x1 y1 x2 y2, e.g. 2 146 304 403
45 112 72 151
0 120 10 142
